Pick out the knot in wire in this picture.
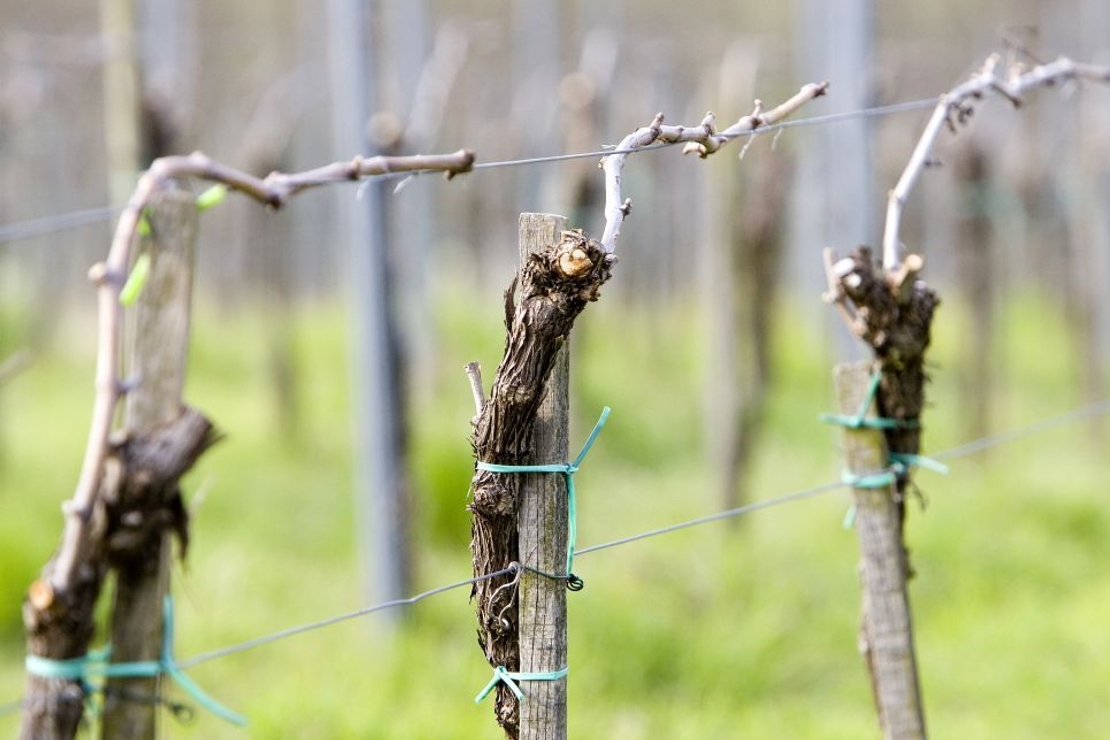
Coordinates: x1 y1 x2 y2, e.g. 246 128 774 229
476 406 610 590
24 596 246 727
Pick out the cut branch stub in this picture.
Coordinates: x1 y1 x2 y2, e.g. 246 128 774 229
104 408 218 563
825 246 939 528
469 228 612 738
20 408 216 740
598 81 827 254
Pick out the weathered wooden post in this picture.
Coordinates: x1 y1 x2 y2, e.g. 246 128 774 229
466 81 824 739
820 53 1110 740
833 361 926 740
100 190 198 737
516 213 570 740
469 215 612 739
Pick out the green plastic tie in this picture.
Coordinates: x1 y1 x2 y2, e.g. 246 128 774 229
842 505 858 529
890 452 949 475
118 252 151 307
137 208 153 237
195 184 228 212
839 454 946 527
819 370 919 430
24 596 247 726
841 468 898 490
474 665 569 704
477 406 610 580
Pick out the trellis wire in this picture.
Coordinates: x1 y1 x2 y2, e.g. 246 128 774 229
0 96 941 247
176 566 518 669
0 205 122 245
164 395 1110 659
0 395 1107 719
0 86 1102 720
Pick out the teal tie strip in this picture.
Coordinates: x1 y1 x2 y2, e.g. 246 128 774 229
474 665 569 704
477 406 610 582
839 454 948 528
889 452 949 475
25 596 247 726
841 468 898 490
819 370 919 430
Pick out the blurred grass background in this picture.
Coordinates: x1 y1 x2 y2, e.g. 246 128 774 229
0 286 1107 739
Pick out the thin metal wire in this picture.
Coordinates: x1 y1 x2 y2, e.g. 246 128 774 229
471 97 939 171
719 97 939 138
0 97 940 247
0 205 122 245
574 396 1110 557
1 395 1108 718
931 398 1110 461
575 480 846 556
175 566 517 669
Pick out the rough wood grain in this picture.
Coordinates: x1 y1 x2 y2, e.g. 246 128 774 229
22 192 214 739
21 409 215 740
516 214 570 740
102 189 198 738
835 361 926 740
827 246 940 531
470 219 612 739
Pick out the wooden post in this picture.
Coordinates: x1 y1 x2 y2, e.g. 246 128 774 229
101 190 198 739
833 361 926 740
516 213 570 740
469 216 610 739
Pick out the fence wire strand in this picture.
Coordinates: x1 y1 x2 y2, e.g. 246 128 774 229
470 98 938 170
1 395 1108 720
575 480 846 556
176 566 517 669
931 399 1110 461
0 205 122 245
0 87 1101 717
0 96 941 246
577 397 1110 556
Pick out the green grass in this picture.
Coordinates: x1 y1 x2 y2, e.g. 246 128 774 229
1 287 1107 738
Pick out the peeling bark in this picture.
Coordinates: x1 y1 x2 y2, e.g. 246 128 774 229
21 409 216 740
832 246 939 531
469 230 612 738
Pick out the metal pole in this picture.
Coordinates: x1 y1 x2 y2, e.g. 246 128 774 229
327 0 408 617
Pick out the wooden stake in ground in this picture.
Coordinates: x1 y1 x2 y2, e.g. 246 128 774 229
469 214 612 739
818 51 1110 740
21 144 472 738
101 190 199 738
833 361 926 740
515 214 571 740
20 192 215 740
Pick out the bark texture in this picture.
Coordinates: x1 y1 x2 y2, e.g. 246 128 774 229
21 409 215 740
469 229 612 738
835 362 927 740
104 189 198 739
516 214 571 740
835 246 940 530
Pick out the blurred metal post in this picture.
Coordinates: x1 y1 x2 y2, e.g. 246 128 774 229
791 0 876 360
380 1 436 395
327 0 409 617
511 0 561 213
1079 0 1110 431
99 0 141 204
